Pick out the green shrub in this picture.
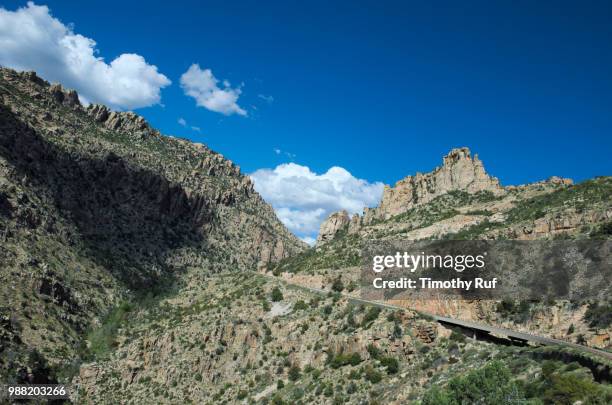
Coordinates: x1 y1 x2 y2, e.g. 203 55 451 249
87 301 133 360
363 365 382 384
271 287 284 302
362 307 381 326
288 365 301 381
584 301 612 328
380 356 399 374
495 299 531 323
293 300 308 311
421 361 526 405
328 352 362 368
449 330 466 343
291 387 304 400
331 277 344 292
271 393 285 405
392 323 403 339
590 221 612 238
367 344 381 360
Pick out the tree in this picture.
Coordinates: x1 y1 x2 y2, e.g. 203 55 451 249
363 365 382 383
288 364 301 381
392 323 403 339
332 277 344 292
271 287 283 302
380 356 399 374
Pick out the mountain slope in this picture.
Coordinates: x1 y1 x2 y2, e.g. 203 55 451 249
1 69 610 404
0 67 305 384
270 148 611 350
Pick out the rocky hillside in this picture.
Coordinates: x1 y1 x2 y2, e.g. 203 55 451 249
74 141 612 405
75 270 612 404
272 148 612 351
0 67 305 385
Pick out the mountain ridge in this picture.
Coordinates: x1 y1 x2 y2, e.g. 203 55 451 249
317 146 576 244
0 67 305 384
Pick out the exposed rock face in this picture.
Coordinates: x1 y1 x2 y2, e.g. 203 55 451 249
506 175 574 192
364 147 504 223
86 104 151 135
316 210 350 245
348 213 362 234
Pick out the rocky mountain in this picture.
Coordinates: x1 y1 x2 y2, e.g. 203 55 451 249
315 147 596 244
277 148 611 352
1 68 610 404
0 67 304 385
362 147 505 225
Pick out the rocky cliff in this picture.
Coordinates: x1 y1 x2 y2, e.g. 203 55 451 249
363 147 504 224
316 210 350 246
0 67 305 384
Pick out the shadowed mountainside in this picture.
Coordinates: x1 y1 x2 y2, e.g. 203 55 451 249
0 67 305 384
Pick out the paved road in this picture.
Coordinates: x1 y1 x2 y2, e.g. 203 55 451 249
261 273 612 361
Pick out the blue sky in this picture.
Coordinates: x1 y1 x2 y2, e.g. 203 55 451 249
1 1 611 242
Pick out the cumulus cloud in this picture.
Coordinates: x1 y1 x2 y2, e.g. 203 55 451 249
180 64 247 116
250 163 384 240
0 2 171 110
178 117 187 126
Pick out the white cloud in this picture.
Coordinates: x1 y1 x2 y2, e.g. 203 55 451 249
180 64 246 116
250 163 384 240
0 2 171 110
300 236 316 246
178 117 201 132
273 147 296 160
258 94 274 103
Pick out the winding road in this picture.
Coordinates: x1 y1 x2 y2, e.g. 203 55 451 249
260 273 612 361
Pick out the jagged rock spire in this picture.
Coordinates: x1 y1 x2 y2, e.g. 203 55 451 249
364 147 504 223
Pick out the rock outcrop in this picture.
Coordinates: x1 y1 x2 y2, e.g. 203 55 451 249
364 147 504 223
348 213 362 234
316 210 350 245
